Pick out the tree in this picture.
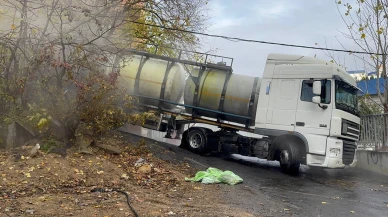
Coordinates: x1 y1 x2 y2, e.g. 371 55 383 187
0 0 211 146
335 0 388 112
123 0 210 58
358 94 383 114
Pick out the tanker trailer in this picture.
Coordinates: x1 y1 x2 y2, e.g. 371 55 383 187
117 54 260 127
118 55 186 110
184 67 261 126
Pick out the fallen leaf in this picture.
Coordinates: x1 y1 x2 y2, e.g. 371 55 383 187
2 174 6 177
138 164 151 174
74 168 79 173
25 173 31 178
22 181 28 184
88 161 93 163
194 187 202 190
97 171 104 174
121 173 129 180
21 156 25 160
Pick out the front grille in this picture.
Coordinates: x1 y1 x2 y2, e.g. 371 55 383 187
341 119 360 139
343 140 356 165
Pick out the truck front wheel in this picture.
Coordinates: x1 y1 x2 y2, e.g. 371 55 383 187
277 143 301 174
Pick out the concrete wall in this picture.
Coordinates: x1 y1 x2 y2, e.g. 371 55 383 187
356 150 388 176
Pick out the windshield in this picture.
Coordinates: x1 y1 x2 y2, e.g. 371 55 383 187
335 80 359 117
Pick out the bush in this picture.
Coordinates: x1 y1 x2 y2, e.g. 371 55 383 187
0 44 145 146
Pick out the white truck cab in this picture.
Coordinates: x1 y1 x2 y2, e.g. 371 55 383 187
254 54 359 169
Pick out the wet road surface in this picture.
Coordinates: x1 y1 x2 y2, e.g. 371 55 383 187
122 132 388 217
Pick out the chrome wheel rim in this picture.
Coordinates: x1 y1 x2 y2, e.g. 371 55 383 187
280 150 290 166
189 133 202 149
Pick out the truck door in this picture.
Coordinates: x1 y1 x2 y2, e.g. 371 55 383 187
268 79 298 131
295 79 333 155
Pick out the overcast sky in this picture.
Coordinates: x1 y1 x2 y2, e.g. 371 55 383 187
200 0 365 77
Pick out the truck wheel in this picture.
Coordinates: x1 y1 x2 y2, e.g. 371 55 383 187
186 128 210 154
179 131 188 148
278 143 301 174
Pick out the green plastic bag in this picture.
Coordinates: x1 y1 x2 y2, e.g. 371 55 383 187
185 167 243 185
218 171 244 185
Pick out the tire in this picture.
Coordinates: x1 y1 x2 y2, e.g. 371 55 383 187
277 143 301 174
186 128 210 154
179 131 188 148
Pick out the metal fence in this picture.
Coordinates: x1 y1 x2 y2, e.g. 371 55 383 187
358 113 388 150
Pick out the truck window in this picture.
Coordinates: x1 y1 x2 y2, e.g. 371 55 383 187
300 80 331 104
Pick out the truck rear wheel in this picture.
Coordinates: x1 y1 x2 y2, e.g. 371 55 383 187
186 128 210 154
277 143 301 174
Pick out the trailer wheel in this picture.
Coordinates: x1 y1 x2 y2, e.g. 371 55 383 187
186 128 210 154
277 143 301 174
179 131 189 148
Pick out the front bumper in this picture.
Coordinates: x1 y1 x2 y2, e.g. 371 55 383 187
306 137 357 168
325 155 357 168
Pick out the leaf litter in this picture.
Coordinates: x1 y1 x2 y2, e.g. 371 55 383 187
0 133 251 217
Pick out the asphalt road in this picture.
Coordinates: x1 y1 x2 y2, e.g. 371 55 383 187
122 132 388 217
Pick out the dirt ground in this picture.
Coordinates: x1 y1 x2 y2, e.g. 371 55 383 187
0 133 252 217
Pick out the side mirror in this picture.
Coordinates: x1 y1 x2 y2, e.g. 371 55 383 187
313 81 322 95
312 96 321 104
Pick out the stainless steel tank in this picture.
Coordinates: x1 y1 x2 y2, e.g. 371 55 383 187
118 55 186 110
184 68 261 126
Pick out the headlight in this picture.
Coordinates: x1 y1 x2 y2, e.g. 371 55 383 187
330 148 341 155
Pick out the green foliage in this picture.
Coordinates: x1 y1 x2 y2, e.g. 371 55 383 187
0 0 210 145
122 0 209 57
40 139 59 153
76 71 137 136
358 94 383 115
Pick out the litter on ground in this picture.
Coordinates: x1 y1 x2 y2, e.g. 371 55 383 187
185 167 243 185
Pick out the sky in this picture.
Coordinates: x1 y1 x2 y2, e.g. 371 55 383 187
199 0 365 77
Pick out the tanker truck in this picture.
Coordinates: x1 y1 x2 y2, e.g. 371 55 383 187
116 50 360 174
